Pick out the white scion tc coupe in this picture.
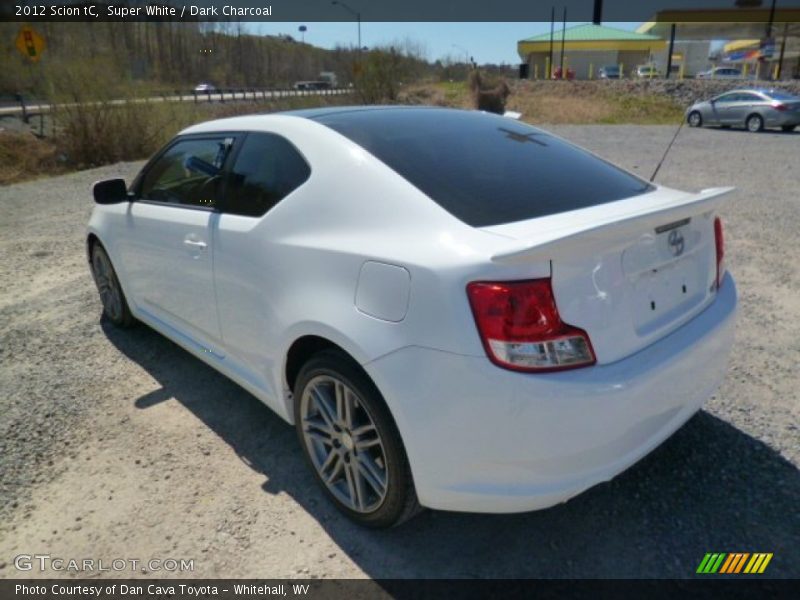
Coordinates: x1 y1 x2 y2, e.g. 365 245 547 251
88 106 737 527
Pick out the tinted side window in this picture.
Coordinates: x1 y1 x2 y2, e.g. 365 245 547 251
224 132 311 217
738 93 761 102
139 137 233 208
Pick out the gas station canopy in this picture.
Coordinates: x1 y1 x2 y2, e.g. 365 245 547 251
637 8 800 40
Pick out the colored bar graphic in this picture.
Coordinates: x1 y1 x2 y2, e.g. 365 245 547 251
700 552 773 575
697 553 713 574
697 553 728 573
758 554 773 574
710 553 726 573
744 554 761 574
719 554 736 574
720 552 742 573
732 553 749 573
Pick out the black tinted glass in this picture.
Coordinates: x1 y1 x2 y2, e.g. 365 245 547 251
315 109 652 227
139 137 232 208
225 133 311 217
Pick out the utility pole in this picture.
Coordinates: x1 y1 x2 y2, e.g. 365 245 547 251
593 0 603 25
776 22 788 79
332 1 361 52
560 7 567 74
765 0 777 39
548 6 554 79
665 23 676 79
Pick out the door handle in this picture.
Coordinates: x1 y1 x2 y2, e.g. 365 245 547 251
183 239 207 249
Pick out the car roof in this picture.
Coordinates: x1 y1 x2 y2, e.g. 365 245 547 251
278 105 450 120
716 88 767 95
178 105 464 136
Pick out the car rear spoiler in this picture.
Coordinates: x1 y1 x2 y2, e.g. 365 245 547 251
490 187 735 265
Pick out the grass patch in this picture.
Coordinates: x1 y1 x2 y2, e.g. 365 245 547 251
401 80 684 125
0 131 64 186
506 81 684 125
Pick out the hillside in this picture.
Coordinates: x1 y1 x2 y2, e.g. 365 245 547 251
1 22 361 98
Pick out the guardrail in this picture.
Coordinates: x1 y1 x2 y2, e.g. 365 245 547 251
0 87 351 120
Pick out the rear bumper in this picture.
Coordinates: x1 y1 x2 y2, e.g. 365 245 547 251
769 112 800 127
365 273 737 513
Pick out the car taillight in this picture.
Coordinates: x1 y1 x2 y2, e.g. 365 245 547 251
774 103 788 111
714 216 725 289
466 279 596 372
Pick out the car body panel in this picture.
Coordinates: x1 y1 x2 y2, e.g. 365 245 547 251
484 186 732 363
366 273 736 512
115 201 222 346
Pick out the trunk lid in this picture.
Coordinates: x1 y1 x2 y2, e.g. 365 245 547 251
482 186 733 364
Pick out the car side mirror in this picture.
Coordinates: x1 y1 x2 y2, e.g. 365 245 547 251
93 178 129 204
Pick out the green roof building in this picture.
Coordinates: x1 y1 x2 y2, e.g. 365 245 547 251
518 23 666 79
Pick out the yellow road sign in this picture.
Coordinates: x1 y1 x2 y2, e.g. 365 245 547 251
16 26 46 62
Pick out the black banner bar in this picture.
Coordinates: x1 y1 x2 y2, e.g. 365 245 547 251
3 0 800 22
2 579 799 600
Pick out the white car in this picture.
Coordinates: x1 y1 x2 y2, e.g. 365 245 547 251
88 107 737 527
634 65 662 78
194 83 216 93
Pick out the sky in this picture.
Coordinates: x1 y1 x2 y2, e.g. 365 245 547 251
247 22 644 65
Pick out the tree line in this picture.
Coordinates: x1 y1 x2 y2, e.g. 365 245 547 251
1 21 434 98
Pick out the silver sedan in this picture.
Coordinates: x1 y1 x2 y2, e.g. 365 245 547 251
686 88 800 132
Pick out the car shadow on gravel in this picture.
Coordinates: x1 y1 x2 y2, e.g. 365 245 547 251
700 127 799 136
104 321 800 579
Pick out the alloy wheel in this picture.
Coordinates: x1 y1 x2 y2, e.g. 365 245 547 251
92 250 122 321
747 115 763 132
300 375 388 513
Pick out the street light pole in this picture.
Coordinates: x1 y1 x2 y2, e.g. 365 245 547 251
332 1 361 51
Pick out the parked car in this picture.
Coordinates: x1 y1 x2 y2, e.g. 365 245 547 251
695 67 745 80
294 80 332 91
193 83 216 93
686 88 800 132
88 107 737 527
634 64 662 78
598 65 622 79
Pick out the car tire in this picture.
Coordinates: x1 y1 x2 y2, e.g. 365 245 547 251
781 125 796 132
293 349 421 528
90 243 134 328
746 114 764 133
687 111 703 128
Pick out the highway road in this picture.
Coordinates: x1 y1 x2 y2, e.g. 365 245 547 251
0 87 350 117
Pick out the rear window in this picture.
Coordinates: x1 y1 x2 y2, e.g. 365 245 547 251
765 91 799 101
315 109 652 227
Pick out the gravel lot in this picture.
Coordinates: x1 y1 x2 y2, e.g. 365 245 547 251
1 124 798 579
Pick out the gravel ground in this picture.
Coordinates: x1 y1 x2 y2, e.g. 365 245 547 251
0 124 798 579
